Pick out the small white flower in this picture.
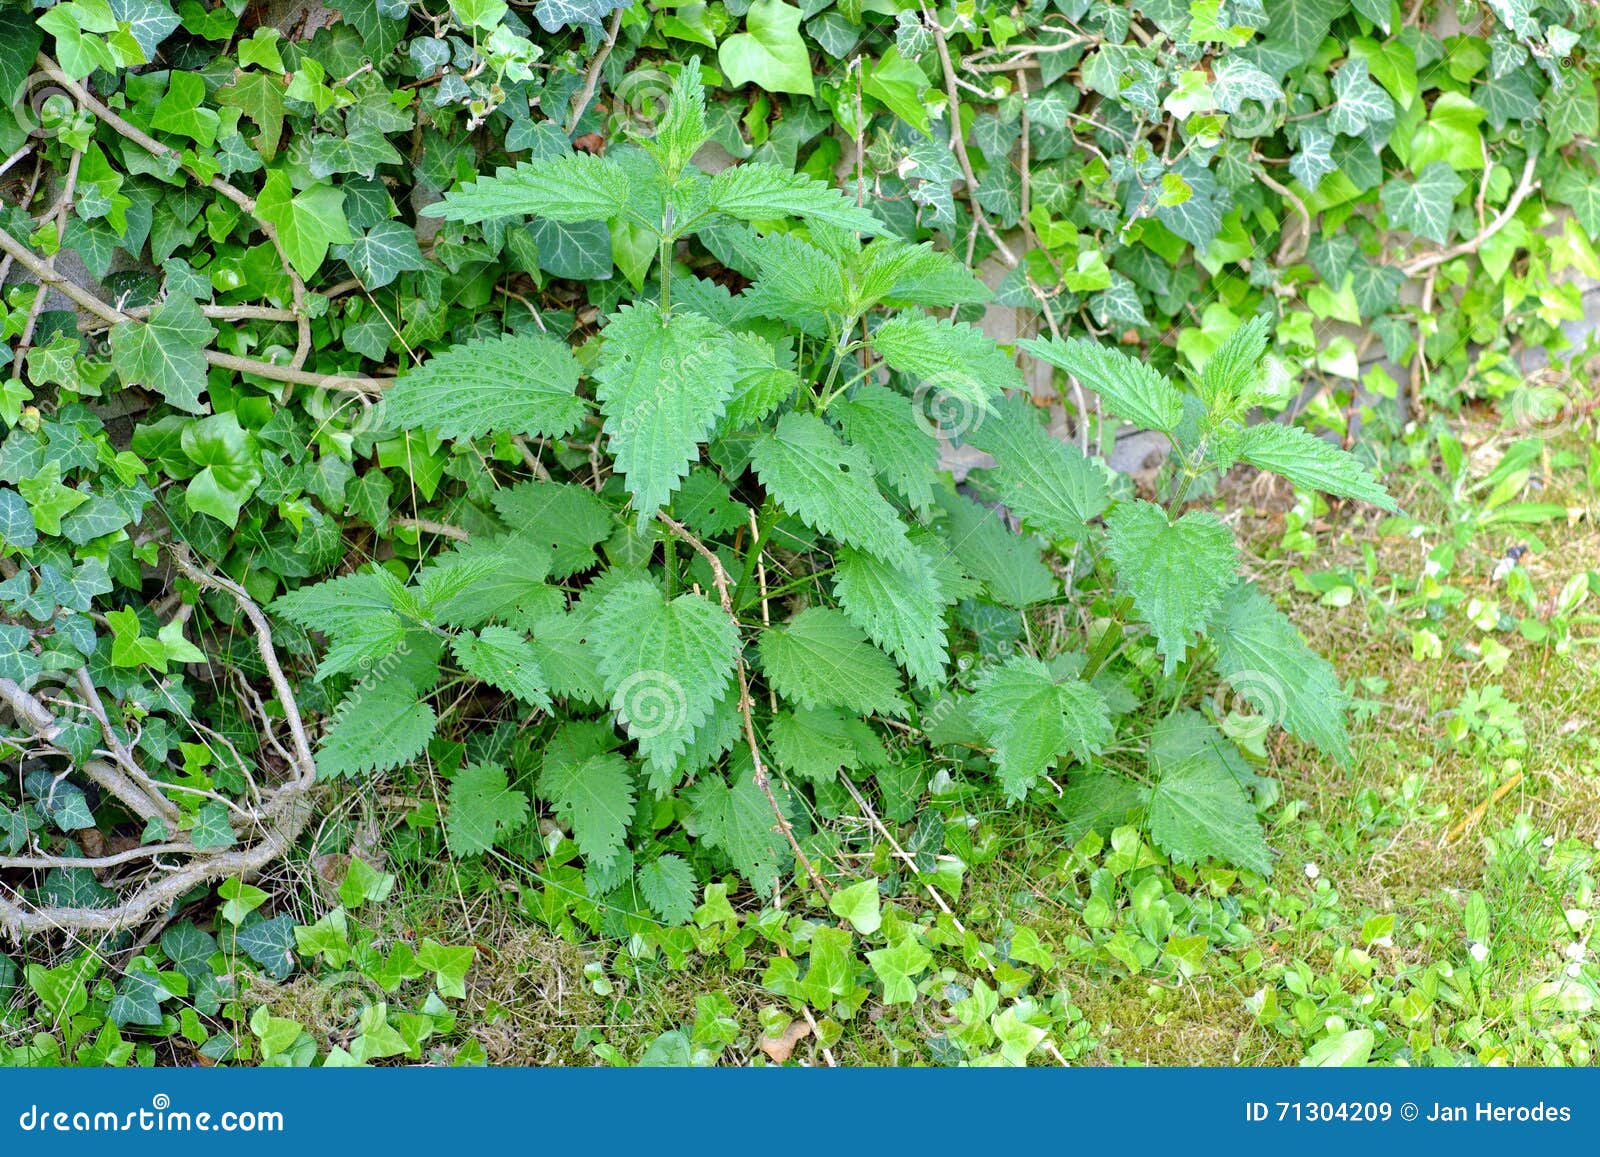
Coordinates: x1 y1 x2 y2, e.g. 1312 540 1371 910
1373 935 1394 949
1408 526 1426 540
1304 862 1320 880
1567 962 1584 979
1565 942 1586 961
1544 836 1557 848
1423 558 1442 578
1468 940 1490 963
1566 909 1590 930
1492 557 1516 582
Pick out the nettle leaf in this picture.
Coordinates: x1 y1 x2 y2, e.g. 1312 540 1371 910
385 332 585 442
425 155 630 224
833 544 952 690
1198 313 1271 407
596 303 736 517
869 312 1016 412
932 489 1056 609
964 395 1110 544
970 656 1111 802
637 853 696 925
687 768 796 894
451 627 552 711
591 580 738 774
1210 582 1350 761
539 750 635 869
1148 753 1271 876
708 162 883 233
445 762 530 857
758 607 908 718
1231 422 1396 510
1380 161 1465 244
752 412 914 566
316 685 437 779
1106 500 1238 674
492 482 613 579
1020 336 1183 434
110 296 216 414
832 384 938 514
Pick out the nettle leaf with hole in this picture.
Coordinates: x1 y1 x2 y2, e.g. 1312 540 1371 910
278 69 1395 920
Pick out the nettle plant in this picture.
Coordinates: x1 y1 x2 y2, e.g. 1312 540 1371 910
277 69 1395 922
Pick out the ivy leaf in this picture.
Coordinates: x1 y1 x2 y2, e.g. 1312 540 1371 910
637 853 696 925
232 914 297 980
1288 121 1337 189
759 607 908 718
527 216 612 280
1547 163 1600 239
1380 161 1465 244
108 964 170 1027
539 751 635 869
708 162 882 233
828 877 882 935
1148 753 1271 875
1211 58 1282 112
1106 500 1239 674
964 395 1111 544
591 580 738 774
833 545 952 690
189 802 237 850
316 684 437 779
1231 422 1397 510
451 627 552 712
386 332 585 442
425 154 630 224
1327 58 1394 138
752 412 914 565
867 936 932 1004
532 0 628 33
332 220 426 288
719 0 814 97
254 171 354 278
597 303 736 517
970 655 1112 802
1019 335 1183 434
446 761 531 857
1210 582 1351 761
0 488 36 549
109 295 216 414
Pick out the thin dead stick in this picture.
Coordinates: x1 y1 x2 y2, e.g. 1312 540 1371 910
1400 152 1538 277
0 219 386 395
565 9 624 135
656 513 834 900
35 55 311 365
393 516 470 541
